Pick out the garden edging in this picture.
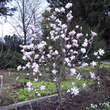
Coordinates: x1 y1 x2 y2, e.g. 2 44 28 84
0 94 58 110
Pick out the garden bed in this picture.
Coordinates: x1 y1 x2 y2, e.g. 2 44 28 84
0 65 110 109
0 84 110 110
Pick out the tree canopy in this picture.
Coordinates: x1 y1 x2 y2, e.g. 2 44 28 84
0 0 15 16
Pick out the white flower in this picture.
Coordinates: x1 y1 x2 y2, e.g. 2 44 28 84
27 82 32 87
54 50 59 55
82 83 87 88
91 31 97 37
81 62 88 67
65 3 72 9
38 31 43 36
50 15 56 20
66 44 71 49
62 24 67 29
39 73 42 76
94 52 98 56
55 8 60 12
26 62 31 68
70 68 76 75
22 55 27 61
67 14 73 21
69 30 76 36
33 63 39 73
47 54 51 58
66 11 73 21
98 49 105 56
53 78 57 82
37 93 41 97
76 74 82 80
91 61 97 67
76 33 83 38
65 58 70 63
40 85 46 90
90 72 96 80
52 69 57 75
71 87 79 95
46 7 51 12
70 56 75 60
17 65 22 71
34 54 39 59
81 48 86 54
61 34 65 38
67 89 70 93
82 42 88 47
72 39 78 44
60 7 65 12
34 78 38 82
75 25 79 28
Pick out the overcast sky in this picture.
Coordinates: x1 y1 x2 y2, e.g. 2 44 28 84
0 0 48 38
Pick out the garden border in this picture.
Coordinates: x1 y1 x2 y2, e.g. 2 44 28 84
0 94 58 110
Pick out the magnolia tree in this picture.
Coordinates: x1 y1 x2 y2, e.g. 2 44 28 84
17 2 105 101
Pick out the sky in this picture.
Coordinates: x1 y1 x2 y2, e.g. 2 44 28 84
0 0 48 38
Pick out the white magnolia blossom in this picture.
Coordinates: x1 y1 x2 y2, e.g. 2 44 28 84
81 48 86 54
75 25 79 28
65 58 70 63
98 49 105 56
66 11 73 21
82 41 88 47
70 56 75 60
47 54 51 58
90 72 96 80
66 44 71 49
69 30 76 36
71 87 79 95
34 54 39 59
91 61 97 67
62 24 67 29
55 8 60 12
70 68 77 75
82 83 87 88
94 52 98 56
52 69 57 75
50 15 56 20
17 65 22 71
46 7 51 12
34 78 38 82
54 50 59 55
60 7 65 12
65 3 72 9
81 62 88 67
91 31 97 37
76 33 83 38
76 73 82 80
27 82 32 87
37 41 46 51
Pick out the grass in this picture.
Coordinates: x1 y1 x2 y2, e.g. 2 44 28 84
9 77 94 101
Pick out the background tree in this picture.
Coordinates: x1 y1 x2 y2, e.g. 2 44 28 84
0 0 15 16
10 0 42 44
46 0 110 59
